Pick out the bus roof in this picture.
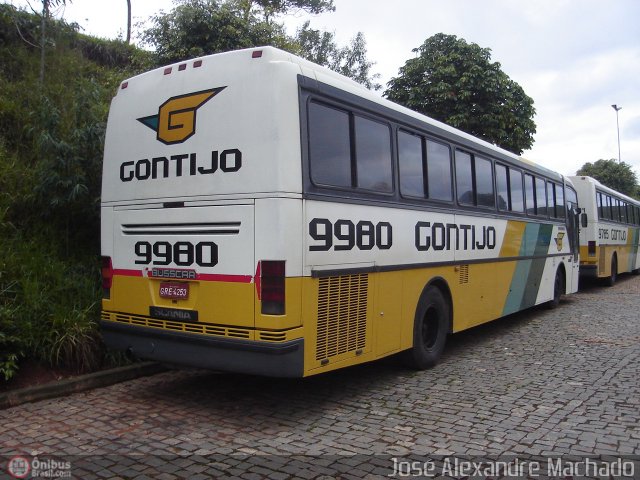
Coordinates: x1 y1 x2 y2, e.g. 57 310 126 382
568 175 640 206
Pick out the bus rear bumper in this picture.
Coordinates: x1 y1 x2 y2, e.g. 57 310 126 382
578 264 598 279
100 320 304 378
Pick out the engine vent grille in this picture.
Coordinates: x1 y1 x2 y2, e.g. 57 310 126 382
459 264 469 284
315 274 368 361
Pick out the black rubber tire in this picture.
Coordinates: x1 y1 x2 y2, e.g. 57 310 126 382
402 286 450 369
546 268 564 309
606 255 617 287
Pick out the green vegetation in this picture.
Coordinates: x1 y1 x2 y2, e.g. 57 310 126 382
0 4 148 381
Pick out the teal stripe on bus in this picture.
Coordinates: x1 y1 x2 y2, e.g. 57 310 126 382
502 223 554 315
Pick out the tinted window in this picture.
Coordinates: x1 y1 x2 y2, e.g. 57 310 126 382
455 151 473 205
510 169 524 212
426 140 452 201
398 130 424 197
555 184 565 219
309 102 351 187
496 164 509 211
621 201 628 223
597 192 604 219
547 182 556 218
566 187 578 211
525 174 536 215
354 116 392 192
535 177 547 216
475 156 495 208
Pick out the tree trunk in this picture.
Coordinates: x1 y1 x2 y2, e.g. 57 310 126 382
126 0 131 44
39 0 49 85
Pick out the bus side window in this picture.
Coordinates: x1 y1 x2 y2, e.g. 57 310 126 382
308 101 351 188
475 156 495 208
612 198 620 222
426 139 452 201
496 164 509 211
555 183 565 219
354 115 393 192
455 150 474 205
398 130 425 197
510 169 524 212
535 177 547 217
597 192 603 220
547 181 556 218
525 174 536 216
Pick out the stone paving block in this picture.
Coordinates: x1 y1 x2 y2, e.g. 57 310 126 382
2 276 640 477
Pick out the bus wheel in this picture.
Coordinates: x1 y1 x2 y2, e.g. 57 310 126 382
606 255 617 287
546 267 564 309
402 286 450 370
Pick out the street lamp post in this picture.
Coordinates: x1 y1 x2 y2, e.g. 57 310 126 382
611 104 622 163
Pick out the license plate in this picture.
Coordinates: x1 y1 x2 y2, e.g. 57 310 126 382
159 282 189 300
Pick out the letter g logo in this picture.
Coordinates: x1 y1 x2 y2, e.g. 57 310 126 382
137 87 226 145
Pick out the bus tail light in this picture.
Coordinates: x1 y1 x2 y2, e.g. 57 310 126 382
588 241 596 256
259 261 285 315
101 256 113 299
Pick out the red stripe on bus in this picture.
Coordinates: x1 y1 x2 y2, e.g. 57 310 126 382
112 269 252 283
113 269 143 277
196 273 253 283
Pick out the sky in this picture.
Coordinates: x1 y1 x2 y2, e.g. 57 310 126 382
7 0 640 177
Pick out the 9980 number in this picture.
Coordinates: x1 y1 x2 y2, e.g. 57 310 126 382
134 241 218 267
309 218 392 251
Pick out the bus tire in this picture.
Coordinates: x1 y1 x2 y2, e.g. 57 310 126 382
606 255 617 287
546 267 564 309
402 285 450 370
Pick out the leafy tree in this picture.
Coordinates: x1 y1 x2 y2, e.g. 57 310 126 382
141 0 379 89
577 159 639 198
139 0 295 65
295 20 380 90
238 0 334 22
384 33 536 155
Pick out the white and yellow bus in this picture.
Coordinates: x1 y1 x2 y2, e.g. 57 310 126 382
568 175 640 285
100 47 580 377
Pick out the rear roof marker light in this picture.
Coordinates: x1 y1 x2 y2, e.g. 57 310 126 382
121 81 128 89
193 60 202 68
252 50 263 58
178 63 187 71
164 67 172 75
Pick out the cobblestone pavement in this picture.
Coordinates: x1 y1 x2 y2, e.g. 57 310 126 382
2 276 639 479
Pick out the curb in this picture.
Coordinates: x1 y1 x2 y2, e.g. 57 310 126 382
0 362 168 410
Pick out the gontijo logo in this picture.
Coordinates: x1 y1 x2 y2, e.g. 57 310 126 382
137 87 226 145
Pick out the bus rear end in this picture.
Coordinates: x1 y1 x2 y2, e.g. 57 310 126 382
100 48 306 377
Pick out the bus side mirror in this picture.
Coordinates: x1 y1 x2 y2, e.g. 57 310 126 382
581 213 588 228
